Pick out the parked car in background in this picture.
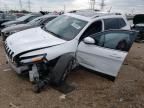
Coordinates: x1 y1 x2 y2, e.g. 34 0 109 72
14 13 25 18
5 11 136 92
1 13 42 28
1 14 58 41
0 13 17 33
132 14 144 42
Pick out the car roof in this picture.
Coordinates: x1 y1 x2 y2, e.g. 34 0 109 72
66 10 123 22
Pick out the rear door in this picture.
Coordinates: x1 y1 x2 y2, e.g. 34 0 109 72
77 30 137 77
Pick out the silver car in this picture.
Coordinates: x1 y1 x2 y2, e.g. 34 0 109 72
1 14 58 41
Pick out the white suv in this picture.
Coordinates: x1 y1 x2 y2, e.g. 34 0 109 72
4 11 137 91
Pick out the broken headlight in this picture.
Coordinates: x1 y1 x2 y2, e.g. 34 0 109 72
20 54 47 64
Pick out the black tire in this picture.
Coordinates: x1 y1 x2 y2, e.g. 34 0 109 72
50 54 74 85
33 84 41 93
61 59 73 81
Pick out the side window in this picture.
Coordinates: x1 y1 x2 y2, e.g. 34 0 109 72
80 20 102 40
41 17 56 25
25 16 38 22
104 18 126 30
92 31 135 52
92 33 105 47
35 19 43 25
103 32 130 51
118 18 126 28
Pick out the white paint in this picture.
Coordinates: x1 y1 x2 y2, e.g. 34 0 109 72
6 12 131 77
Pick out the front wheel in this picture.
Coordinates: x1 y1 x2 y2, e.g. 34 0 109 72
51 55 75 86
61 58 74 82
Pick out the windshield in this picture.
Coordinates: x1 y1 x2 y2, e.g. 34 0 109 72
44 15 88 41
17 14 31 21
28 17 43 25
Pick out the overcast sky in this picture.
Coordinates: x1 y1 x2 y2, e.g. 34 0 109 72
0 0 144 13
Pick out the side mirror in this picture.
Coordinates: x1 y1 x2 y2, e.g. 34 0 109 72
83 37 95 44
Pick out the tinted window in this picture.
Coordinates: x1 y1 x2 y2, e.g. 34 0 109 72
104 18 126 30
25 16 38 22
80 20 102 40
42 17 56 25
118 18 126 28
17 15 31 21
92 31 137 52
104 32 130 51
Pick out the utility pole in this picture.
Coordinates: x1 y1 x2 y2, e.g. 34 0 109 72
19 0 23 11
100 0 105 10
0 0 1 11
4 4 8 12
108 6 112 13
40 7 42 11
90 0 95 10
131 8 135 15
64 4 66 13
28 0 31 12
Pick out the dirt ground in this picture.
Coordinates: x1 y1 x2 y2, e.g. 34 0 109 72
0 37 144 108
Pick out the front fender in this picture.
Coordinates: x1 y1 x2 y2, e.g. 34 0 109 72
50 53 75 85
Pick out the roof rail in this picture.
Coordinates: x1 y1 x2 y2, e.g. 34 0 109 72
92 13 122 19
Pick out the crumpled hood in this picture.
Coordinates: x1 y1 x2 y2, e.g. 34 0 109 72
2 24 32 33
6 27 66 56
2 20 23 26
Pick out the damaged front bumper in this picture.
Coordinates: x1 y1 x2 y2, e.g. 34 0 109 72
6 55 29 74
6 55 42 82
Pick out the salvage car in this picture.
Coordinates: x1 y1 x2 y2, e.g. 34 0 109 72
0 13 17 33
132 14 144 42
1 14 58 41
1 13 42 28
4 11 136 92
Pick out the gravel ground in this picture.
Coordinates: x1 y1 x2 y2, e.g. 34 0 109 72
0 37 144 108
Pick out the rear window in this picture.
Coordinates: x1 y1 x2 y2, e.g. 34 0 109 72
104 18 126 30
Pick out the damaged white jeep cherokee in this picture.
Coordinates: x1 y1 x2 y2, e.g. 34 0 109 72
4 11 137 92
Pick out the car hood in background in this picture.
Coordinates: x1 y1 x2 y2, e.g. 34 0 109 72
2 24 33 33
2 20 23 26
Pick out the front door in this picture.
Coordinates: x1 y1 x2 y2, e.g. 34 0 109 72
77 30 137 77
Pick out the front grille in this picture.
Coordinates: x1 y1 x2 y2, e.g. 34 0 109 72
4 42 14 60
